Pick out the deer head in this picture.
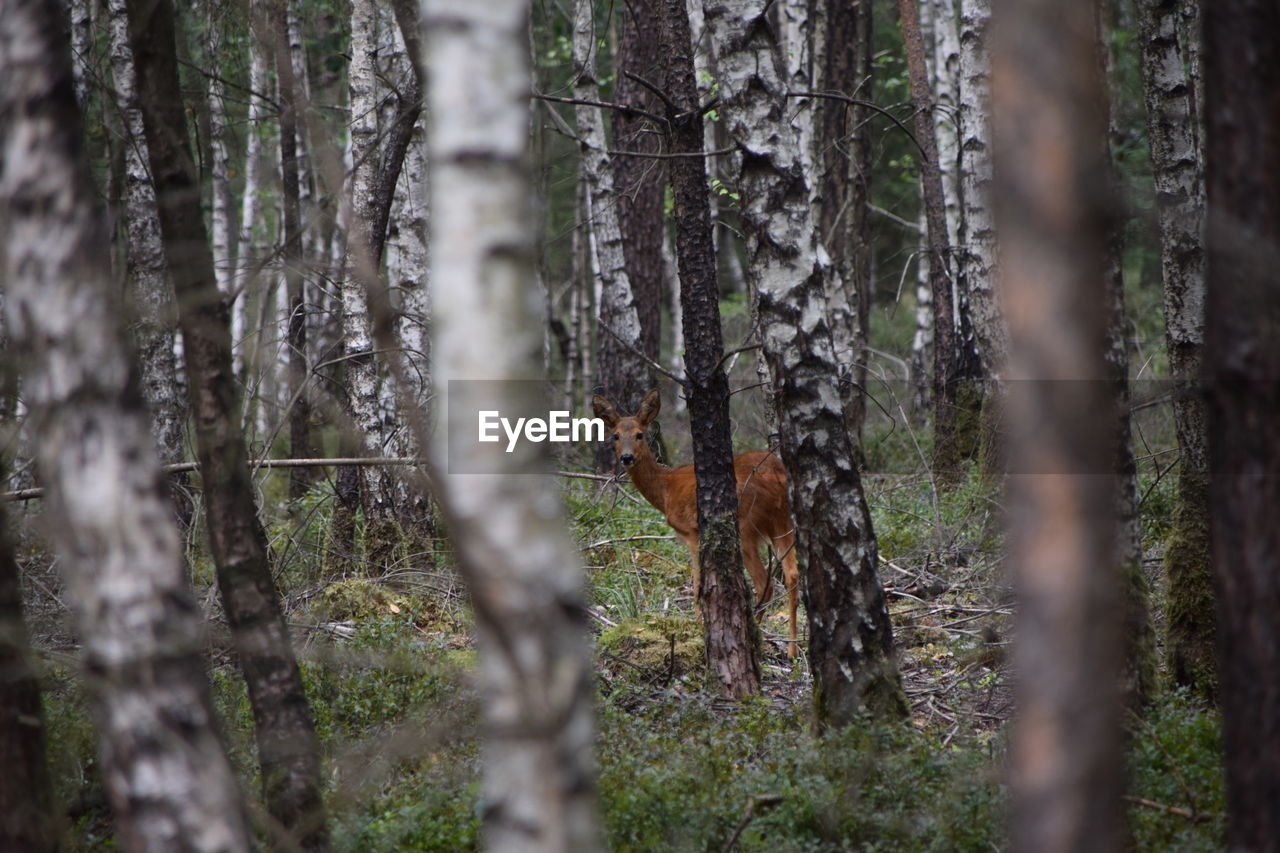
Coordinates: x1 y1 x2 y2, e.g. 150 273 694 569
592 389 661 468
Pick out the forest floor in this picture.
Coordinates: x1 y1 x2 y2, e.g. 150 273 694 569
12 457 1225 851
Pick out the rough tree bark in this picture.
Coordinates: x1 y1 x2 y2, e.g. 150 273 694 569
570 0 648 473
124 0 329 844
0 467 56 851
992 0 1125 848
816 0 875 437
1203 2 1280 847
657 0 761 699
0 2 253 847
384 0 434 550
611 0 664 364
1137 0 1213 701
957 0 1002 377
105 0 189 508
342 0 398 569
268 0 318 502
1094 10 1157 711
899 0 973 484
420 0 601 847
702 0 907 722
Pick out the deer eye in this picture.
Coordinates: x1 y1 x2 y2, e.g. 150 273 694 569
612 433 619 441
635 432 644 439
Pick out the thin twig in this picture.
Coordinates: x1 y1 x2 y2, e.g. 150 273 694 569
1123 795 1220 824
786 90 928 161
533 90 667 126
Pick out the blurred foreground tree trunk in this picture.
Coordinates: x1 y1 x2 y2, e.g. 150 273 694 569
0 1 253 847
421 0 601 847
1203 1 1280 847
1137 0 1214 701
125 0 329 844
993 0 1125 848
657 0 760 699
702 0 906 721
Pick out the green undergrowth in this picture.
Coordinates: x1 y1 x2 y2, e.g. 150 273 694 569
597 693 1004 853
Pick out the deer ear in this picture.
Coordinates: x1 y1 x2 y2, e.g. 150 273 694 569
592 395 619 429
637 389 661 426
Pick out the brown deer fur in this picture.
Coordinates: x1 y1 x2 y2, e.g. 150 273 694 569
592 389 800 658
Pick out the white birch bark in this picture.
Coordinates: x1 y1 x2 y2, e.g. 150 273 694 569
703 0 906 721
956 0 1003 375
386 58 430 489
422 0 600 845
0 2 251 843
105 0 185 468
343 0 396 527
236 33 269 386
929 0 963 251
206 9 235 301
571 0 645 417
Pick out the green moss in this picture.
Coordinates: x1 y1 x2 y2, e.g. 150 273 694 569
365 516 406 576
1164 469 1217 702
318 578 442 629
599 614 705 683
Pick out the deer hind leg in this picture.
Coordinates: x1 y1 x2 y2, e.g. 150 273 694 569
739 532 774 607
778 532 800 659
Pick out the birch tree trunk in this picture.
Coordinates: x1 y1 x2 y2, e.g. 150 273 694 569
992 0 1125 846
957 0 1003 377
656 0 761 699
206 5 236 305
269 0 318 502
237 31 270 391
900 0 969 483
342 0 398 568
929 0 963 250
0 3 253 847
1137 0 1213 700
384 0 433 546
1203 2 1280 846
703 0 907 721
125 0 328 843
571 0 647 471
105 0 188 491
421 0 601 847
0 468 57 851
815 0 874 437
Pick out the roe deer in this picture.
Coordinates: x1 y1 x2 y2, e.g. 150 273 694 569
592 389 800 658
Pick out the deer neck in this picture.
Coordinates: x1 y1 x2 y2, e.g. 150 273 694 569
625 453 671 515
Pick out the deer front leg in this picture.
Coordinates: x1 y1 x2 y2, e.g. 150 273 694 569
676 532 700 611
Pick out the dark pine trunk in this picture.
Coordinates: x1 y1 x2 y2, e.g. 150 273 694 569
1204 1 1280 847
612 0 665 363
656 0 759 698
125 0 329 845
0 490 56 852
